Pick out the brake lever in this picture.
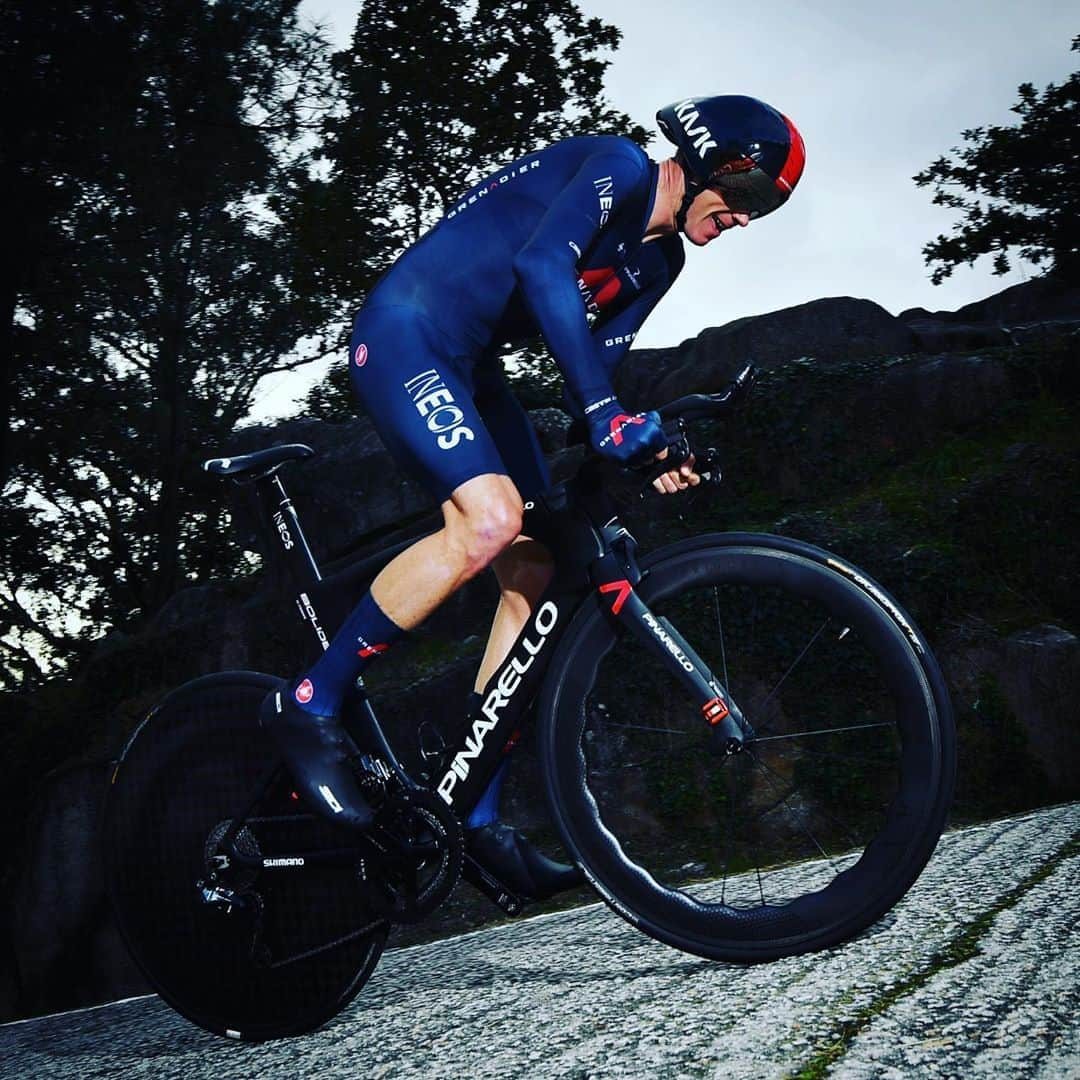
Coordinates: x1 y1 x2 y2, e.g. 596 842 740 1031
696 447 723 486
625 420 702 499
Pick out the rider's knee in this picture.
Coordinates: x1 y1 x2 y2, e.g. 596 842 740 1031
444 476 524 578
453 495 522 578
467 499 522 571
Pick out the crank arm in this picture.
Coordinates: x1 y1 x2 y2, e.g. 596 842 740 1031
462 855 527 916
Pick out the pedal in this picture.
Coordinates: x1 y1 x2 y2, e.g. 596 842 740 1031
462 854 527 916
417 721 447 765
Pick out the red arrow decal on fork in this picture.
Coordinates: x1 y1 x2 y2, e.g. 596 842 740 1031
598 579 633 615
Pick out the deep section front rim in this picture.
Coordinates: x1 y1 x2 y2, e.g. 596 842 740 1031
542 539 954 962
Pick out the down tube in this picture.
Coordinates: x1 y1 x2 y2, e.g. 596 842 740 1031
435 581 586 817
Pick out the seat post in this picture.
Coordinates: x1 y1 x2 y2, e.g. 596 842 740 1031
252 471 322 591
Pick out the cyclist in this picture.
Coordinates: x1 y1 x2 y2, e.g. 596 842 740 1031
261 94 806 899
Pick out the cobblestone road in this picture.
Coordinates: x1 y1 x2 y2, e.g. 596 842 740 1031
2 805 1077 1079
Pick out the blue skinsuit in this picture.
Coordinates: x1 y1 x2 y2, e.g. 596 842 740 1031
349 134 685 502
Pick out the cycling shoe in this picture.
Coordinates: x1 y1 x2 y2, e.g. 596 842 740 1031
465 823 585 900
259 681 373 830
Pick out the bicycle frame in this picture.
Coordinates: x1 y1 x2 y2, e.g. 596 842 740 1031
248 457 751 829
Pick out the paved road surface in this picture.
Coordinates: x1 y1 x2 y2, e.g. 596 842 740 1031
2 804 1077 1079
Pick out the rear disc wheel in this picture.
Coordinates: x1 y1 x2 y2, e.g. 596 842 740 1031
103 672 389 1040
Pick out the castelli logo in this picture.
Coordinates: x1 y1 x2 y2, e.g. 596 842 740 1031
354 343 368 368
295 678 314 705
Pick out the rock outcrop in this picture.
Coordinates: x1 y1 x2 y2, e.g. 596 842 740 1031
999 625 1080 792
615 296 918 409
899 275 1080 353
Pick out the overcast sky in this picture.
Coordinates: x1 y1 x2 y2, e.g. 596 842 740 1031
250 0 1076 420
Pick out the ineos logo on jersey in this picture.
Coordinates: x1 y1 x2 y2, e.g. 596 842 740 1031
354 342 368 367
403 369 476 451
295 678 315 705
593 175 614 225
673 99 719 156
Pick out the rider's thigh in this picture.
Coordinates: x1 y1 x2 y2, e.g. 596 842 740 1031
349 305 509 505
472 360 552 501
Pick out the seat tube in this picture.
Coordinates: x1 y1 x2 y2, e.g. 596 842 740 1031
253 473 335 653
253 472 323 589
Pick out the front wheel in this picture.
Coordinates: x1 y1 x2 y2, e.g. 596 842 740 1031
539 533 956 963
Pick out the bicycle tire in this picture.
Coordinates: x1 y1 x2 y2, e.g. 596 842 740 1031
103 671 388 1040
539 533 956 963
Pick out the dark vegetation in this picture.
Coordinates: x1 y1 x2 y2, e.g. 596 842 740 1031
915 35 1080 284
1 0 639 691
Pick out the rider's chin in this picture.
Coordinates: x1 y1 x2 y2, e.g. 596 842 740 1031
685 221 710 248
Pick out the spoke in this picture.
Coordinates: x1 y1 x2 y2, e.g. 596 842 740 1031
759 618 831 710
602 721 693 736
723 757 740 906
746 751 841 871
766 740 898 772
754 721 894 743
750 749 865 855
713 586 730 693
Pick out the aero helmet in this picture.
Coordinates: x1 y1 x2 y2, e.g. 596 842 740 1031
657 95 805 227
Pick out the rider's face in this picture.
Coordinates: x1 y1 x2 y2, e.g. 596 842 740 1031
682 188 751 247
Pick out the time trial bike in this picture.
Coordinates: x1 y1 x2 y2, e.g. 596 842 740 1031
103 365 956 1040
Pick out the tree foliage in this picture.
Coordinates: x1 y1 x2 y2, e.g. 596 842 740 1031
1 0 334 688
0 0 640 690
915 36 1080 284
289 0 647 420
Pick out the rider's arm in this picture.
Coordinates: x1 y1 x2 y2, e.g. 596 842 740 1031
559 238 685 419
557 280 668 419
512 146 652 415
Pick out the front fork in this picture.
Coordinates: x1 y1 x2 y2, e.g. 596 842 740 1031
590 529 754 755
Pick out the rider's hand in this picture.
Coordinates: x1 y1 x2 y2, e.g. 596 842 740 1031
585 397 667 466
652 450 701 495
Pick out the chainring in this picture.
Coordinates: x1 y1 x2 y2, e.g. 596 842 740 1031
359 787 463 925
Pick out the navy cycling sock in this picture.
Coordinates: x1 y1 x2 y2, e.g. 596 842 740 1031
294 590 405 716
467 759 508 830
459 689 507 829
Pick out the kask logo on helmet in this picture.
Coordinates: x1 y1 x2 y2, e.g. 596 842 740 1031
672 99 718 156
